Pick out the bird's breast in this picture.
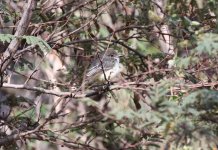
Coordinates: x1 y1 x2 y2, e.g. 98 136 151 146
99 61 120 81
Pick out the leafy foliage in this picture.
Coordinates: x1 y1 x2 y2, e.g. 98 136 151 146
195 33 218 55
0 34 14 43
23 35 51 53
0 34 51 54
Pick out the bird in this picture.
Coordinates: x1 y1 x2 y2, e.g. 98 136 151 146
85 48 121 83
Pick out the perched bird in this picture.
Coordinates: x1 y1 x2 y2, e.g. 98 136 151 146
85 48 120 83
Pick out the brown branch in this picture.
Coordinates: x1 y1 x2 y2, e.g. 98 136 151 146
49 0 116 43
9 69 69 87
2 83 73 97
173 81 218 91
56 0 96 21
2 80 218 99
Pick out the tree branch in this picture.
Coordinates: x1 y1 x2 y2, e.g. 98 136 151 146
0 0 36 73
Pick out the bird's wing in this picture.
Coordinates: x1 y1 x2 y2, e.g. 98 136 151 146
86 57 115 77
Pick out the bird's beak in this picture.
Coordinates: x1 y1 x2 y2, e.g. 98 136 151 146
118 54 124 57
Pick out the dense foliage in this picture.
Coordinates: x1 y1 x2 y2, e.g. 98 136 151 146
0 0 218 149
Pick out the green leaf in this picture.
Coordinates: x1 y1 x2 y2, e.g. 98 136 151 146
22 36 51 54
195 33 218 55
191 21 200 26
99 27 110 37
0 34 51 55
136 40 161 56
0 34 15 43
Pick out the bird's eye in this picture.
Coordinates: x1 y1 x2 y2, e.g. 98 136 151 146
110 54 114 57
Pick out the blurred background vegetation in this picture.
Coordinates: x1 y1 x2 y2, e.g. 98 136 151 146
0 0 218 149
